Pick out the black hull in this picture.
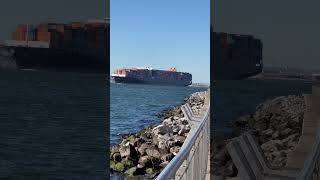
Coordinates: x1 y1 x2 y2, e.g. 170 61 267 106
112 76 191 87
212 64 263 80
10 47 107 73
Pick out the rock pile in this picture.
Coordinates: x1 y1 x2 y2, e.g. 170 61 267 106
211 95 306 178
210 136 237 178
110 90 209 178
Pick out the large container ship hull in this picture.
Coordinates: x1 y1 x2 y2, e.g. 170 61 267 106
212 60 262 80
111 68 192 87
11 46 107 73
2 19 109 73
112 76 191 86
211 30 263 80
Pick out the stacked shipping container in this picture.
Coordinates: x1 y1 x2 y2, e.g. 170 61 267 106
10 20 109 50
4 19 109 73
211 31 263 79
113 68 191 81
12 25 27 41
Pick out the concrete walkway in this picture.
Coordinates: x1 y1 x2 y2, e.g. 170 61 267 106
220 85 320 180
286 87 320 169
207 86 320 179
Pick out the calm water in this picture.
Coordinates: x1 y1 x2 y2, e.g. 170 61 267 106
212 79 314 136
0 71 107 180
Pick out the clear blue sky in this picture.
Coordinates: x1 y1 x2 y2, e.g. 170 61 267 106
111 0 210 84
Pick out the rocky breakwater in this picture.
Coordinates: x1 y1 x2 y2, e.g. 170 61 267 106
211 95 306 179
110 90 209 179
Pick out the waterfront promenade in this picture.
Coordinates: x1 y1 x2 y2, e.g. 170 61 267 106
156 90 210 180
225 85 320 180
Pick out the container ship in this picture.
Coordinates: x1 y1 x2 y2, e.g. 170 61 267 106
111 67 192 86
211 28 263 80
1 18 109 73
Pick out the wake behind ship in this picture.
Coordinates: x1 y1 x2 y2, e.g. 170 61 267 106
111 67 192 86
1 19 109 73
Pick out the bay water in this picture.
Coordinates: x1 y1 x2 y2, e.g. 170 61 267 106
212 79 314 136
0 70 107 179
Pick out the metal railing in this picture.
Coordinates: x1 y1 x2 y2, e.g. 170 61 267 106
156 91 210 180
297 151 320 180
297 86 320 180
297 130 320 180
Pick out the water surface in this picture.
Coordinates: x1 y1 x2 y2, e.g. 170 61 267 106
0 71 107 179
212 79 314 136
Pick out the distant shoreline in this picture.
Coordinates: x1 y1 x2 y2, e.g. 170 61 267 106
247 74 318 83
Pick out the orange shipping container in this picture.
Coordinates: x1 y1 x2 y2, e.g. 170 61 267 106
56 24 65 33
37 31 50 42
37 31 50 38
38 27 49 32
14 32 19 40
17 31 26 41
71 22 83 29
